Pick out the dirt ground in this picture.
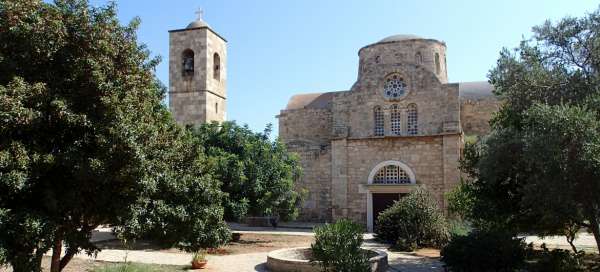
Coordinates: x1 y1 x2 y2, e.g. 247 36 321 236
94 233 315 255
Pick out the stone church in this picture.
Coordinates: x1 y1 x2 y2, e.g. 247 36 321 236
166 15 499 231
277 34 499 231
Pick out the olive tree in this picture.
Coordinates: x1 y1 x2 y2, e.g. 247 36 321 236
459 7 600 252
0 1 229 271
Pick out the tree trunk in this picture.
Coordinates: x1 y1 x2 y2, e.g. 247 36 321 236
590 220 600 253
586 210 600 253
50 232 63 272
59 250 76 271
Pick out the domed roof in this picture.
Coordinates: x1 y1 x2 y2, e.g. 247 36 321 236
186 19 209 29
379 34 423 43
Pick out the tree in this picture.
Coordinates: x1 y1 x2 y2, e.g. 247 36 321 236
192 121 304 221
0 1 229 271
460 7 600 251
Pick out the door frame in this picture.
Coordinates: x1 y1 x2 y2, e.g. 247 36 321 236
366 160 417 232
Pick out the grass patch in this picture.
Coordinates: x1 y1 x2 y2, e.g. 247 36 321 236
93 262 187 272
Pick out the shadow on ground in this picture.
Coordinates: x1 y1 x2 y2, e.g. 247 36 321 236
254 263 269 272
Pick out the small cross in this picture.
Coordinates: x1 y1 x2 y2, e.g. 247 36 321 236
195 8 204 21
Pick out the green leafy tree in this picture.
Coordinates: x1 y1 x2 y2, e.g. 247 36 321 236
460 7 600 251
0 1 229 271
192 121 304 221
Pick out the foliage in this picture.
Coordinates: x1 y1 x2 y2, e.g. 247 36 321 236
458 7 600 251
93 262 184 272
445 179 475 221
311 219 370 272
447 219 471 239
375 187 449 251
192 121 304 221
525 244 585 272
192 250 207 262
440 230 526 272
0 1 229 271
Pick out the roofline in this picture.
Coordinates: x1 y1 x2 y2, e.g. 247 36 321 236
358 38 446 55
168 26 228 42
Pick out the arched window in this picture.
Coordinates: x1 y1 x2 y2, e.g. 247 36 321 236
182 49 194 76
374 106 384 136
407 104 418 135
213 53 221 80
373 165 411 184
444 54 447 72
390 104 401 135
415 52 423 64
434 52 441 74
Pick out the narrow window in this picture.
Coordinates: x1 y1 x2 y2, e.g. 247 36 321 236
407 104 418 135
374 106 384 136
390 104 401 135
213 53 221 80
215 102 218 113
434 52 441 74
182 49 194 76
415 52 423 64
444 54 447 72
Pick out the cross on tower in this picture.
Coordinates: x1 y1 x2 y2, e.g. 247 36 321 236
195 8 204 21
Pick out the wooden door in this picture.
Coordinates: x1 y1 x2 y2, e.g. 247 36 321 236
372 193 400 229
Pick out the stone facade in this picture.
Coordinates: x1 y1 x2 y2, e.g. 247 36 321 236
278 35 499 231
169 19 227 126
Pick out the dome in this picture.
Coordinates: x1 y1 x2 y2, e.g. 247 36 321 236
379 34 423 43
186 19 209 29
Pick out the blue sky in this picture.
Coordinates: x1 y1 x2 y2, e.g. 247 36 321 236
89 0 598 135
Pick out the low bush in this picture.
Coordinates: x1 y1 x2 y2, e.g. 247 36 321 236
525 243 585 272
311 219 370 272
375 187 449 251
441 230 526 272
447 218 471 239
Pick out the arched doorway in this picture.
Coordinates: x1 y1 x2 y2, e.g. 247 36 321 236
366 160 416 232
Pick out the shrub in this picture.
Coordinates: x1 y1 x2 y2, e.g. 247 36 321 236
311 219 370 272
375 187 449 250
447 218 471 239
441 230 526 272
525 244 585 272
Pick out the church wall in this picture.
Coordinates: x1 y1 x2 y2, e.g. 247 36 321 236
169 29 209 93
358 39 448 84
460 96 500 136
278 109 333 146
278 108 333 221
169 91 206 126
204 92 226 123
331 70 460 139
331 136 448 225
205 31 227 98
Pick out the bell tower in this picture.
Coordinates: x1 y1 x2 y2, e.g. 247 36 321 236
169 10 227 126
